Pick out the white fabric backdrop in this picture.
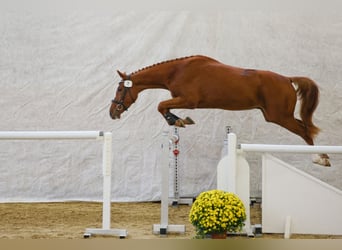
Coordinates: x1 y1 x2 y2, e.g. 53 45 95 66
0 9 341 202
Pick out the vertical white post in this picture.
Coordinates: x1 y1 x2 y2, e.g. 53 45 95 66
102 132 112 230
217 132 237 192
160 131 169 232
236 153 253 236
218 131 253 236
173 127 179 201
284 216 292 239
153 131 185 235
84 132 127 238
227 133 237 193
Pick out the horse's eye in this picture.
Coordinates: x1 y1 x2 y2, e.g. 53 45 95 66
117 87 123 92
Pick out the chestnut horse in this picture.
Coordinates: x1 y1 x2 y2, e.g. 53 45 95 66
110 55 329 166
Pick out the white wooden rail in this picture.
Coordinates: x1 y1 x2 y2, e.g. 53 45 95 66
0 131 127 238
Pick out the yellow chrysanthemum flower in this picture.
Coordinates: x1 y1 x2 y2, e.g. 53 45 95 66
189 189 246 237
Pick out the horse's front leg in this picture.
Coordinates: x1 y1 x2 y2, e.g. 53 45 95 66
158 97 195 127
164 112 184 127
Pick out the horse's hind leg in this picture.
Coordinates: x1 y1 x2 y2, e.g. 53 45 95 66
158 97 195 127
291 119 330 166
261 110 331 166
289 118 330 166
285 118 330 166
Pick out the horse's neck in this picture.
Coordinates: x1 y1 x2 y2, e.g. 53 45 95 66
132 67 172 92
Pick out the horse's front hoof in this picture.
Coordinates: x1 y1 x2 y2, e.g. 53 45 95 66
184 117 195 125
174 119 186 127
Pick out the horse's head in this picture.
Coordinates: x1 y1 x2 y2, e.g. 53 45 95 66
109 70 138 120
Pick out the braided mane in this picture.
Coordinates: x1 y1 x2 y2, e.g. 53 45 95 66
131 55 198 75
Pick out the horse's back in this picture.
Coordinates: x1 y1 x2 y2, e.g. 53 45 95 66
173 56 296 111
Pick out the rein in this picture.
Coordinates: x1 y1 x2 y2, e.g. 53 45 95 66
112 75 134 111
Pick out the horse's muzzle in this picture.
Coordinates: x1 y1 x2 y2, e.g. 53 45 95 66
110 109 121 120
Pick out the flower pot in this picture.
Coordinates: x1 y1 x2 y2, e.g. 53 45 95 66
211 232 227 239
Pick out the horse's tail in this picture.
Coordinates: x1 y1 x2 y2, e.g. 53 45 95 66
290 76 320 138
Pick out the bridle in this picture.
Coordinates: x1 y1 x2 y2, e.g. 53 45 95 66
112 76 135 112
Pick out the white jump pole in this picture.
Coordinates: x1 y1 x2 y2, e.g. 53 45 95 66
0 131 127 238
0 131 103 140
240 144 342 154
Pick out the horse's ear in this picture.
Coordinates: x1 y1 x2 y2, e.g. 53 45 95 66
117 70 127 79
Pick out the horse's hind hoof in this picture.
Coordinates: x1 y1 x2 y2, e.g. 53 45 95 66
312 154 331 167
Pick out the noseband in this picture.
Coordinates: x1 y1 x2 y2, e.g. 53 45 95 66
112 76 135 111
